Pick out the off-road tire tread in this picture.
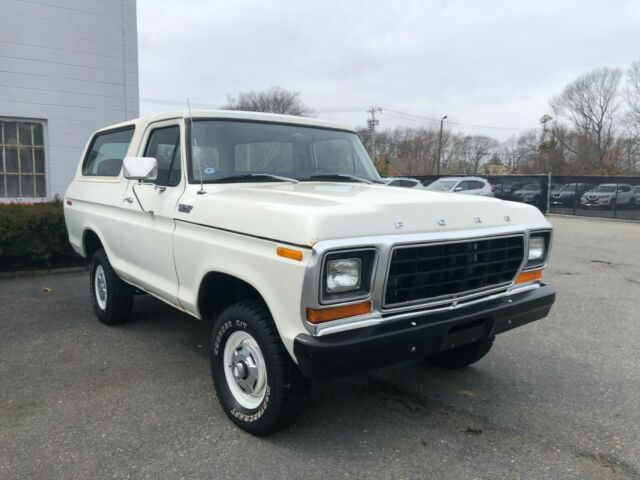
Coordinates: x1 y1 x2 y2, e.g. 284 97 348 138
211 298 309 435
426 336 495 369
90 249 133 325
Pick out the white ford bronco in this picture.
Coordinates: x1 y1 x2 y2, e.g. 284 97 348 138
64 110 555 435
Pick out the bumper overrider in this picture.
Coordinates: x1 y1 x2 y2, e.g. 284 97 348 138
294 284 555 379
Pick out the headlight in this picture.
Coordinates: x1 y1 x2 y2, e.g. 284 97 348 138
526 232 550 269
326 258 361 292
528 236 545 261
321 249 376 303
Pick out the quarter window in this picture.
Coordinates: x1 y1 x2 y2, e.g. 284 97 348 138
144 126 182 187
83 127 135 176
1 119 46 198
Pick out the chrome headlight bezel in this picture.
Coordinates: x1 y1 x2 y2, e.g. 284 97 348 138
320 248 377 304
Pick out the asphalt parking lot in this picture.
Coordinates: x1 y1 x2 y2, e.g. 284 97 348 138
1 216 639 479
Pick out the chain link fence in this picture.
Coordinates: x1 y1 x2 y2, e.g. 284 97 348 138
411 174 640 221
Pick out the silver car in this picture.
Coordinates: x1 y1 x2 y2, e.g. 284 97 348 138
425 176 495 197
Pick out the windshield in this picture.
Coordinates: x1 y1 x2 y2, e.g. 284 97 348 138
519 183 541 191
425 180 457 191
592 185 616 192
188 120 381 183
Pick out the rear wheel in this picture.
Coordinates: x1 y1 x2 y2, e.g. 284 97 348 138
426 336 494 369
90 249 133 325
210 299 309 435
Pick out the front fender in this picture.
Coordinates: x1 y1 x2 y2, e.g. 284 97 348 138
173 220 311 358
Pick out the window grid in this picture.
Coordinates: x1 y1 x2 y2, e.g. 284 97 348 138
1 119 46 198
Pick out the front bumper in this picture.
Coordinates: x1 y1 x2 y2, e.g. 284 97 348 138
294 284 555 379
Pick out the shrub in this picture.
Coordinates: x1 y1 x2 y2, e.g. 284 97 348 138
0 197 83 272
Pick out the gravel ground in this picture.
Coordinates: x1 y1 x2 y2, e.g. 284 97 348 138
1 216 639 479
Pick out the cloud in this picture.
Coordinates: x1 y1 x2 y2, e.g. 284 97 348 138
137 0 640 139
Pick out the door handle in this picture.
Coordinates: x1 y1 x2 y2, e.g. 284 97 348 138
123 197 134 204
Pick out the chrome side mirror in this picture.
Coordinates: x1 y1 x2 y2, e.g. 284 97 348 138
454 186 463 192
123 157 158 182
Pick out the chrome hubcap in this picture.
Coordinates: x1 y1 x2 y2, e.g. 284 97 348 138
223 331 267 409
94 265 107 310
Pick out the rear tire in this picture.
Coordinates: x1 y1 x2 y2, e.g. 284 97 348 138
90 249 134 325
426 336 495 369
210 299 309 435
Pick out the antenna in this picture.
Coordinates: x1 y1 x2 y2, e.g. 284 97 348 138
187 98 206 194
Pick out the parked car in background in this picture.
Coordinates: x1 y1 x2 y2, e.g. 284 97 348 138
493 182 527 201
383 177 423 188
425 176 494 197
633 186 640 206
551 183 594 207
580 184 635 209
512 183 543 205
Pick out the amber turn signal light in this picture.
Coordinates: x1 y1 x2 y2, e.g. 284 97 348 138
277 246 303 261
515 269 542 284
306 301 372 324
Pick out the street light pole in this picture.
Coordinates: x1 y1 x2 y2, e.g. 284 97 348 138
436 115 447 175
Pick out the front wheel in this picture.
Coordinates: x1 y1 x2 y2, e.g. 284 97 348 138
210 299 309 435
90 249 133 325
426 336 495 369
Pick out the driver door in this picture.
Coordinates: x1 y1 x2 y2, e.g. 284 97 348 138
118 120 185 305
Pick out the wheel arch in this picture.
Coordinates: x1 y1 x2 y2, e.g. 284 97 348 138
82 229 104 259
197 271 272 322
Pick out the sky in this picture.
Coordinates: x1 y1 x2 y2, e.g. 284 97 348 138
136 0 640 140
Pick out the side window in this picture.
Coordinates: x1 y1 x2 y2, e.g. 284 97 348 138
144 126 182 187
618 185 630 193
469 181 485 190
83 127 135 176
457 181 473 191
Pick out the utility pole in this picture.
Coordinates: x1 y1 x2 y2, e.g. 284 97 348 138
367 107 382 162
436 115 447 175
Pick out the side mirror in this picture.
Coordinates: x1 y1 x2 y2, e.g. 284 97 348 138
453 186 463 192
123 157 158 181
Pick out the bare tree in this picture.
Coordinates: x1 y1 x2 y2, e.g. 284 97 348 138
551 67 623 173
624 61 640 125
223 86 311 116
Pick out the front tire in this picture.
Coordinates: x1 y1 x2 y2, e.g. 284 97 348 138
426 336 495 369
210 299 309 435
90 249 133 325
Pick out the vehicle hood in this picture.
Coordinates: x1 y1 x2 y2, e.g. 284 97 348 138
180 182 547 246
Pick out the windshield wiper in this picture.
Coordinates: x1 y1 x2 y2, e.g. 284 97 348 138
307 174 375 184
209 173 300 184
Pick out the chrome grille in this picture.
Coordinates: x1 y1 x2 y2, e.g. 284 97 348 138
384 235 525 307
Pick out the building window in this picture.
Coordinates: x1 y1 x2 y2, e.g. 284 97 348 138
1 119 46 198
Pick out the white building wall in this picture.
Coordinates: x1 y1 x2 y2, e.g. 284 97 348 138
0 0 139 199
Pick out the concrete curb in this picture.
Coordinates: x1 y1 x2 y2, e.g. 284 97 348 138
0 265 88 279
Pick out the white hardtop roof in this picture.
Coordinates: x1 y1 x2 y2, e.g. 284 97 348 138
96 110 355 133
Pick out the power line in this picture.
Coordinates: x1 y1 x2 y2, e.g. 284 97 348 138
138 96 532 132
384 108 530 131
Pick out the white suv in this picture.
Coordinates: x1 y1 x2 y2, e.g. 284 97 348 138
580 184 635 209
425 176 495 197
64 110 555 434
